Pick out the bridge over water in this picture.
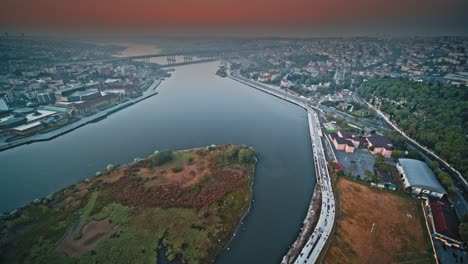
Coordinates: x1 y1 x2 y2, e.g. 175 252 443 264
132 54 215 67
45 47 254 66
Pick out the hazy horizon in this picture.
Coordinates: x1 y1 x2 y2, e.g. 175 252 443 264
1 0 468 37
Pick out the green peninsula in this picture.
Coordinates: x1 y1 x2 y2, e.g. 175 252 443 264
0 144 256 264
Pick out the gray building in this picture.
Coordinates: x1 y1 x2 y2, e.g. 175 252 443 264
0 98 8 111
37 92 55 104
66 90 101 102
396 158 446 199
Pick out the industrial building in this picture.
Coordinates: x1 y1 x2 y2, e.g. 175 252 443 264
54 82 100 102
72 93 119 114
0 107 63 136
396 158 446 198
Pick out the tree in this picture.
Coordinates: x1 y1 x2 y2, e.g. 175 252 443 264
406 150 424 161
151 150 174 167
429 161 440 171
459 214 468 241
375 155 384 164
238 148 256 164
436 171 455 193
391 150 404 160
359 78 467 179
224 145 239 162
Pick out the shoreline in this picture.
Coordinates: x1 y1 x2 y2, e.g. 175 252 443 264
1 144 258 264
0 80 162 152
226 76 307 111
228 71 335 263
216 156 258 260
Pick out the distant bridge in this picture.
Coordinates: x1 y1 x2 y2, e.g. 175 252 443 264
132 54 215 66
152 57 216 68
39 47 268 66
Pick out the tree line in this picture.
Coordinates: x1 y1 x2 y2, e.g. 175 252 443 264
359 78 467 179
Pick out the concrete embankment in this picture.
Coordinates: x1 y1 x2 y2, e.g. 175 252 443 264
0 80 161 152
282 184 322 263
228 74 332 264
227 76 307 111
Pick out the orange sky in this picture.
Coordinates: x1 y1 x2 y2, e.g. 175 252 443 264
1 0 467 35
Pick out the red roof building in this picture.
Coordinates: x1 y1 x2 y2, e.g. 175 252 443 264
428 197 463 246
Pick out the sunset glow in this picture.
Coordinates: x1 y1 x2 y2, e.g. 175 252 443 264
1 0 467 35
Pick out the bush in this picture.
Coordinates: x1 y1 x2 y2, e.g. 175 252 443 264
151 150 174 167
171 166 184 173
459 214 468 241
429 161 439 170
436 171 455 193
391 150 404 160
238 148 256 164
406 150 424 161
225 145 239 161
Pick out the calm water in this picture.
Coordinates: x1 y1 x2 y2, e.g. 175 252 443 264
0 62 315 263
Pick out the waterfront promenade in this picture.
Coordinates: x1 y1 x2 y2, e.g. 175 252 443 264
228 71 336 263
0 80 161 152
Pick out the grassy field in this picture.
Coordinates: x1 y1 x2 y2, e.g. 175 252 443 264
0 145 256 264
324 177 434 264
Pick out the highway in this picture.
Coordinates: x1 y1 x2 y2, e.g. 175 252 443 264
293 110 335 264
228 70 336 264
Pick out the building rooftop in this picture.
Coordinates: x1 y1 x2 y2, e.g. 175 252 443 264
398 158 446 194
429 198 462 242
367 135 393 150
12 107 34 115
25 110 56 123
0 116 26 130
339 130 355 139
38 105 73 115
330 132 354 147
12 121 42 131
69 90 100 97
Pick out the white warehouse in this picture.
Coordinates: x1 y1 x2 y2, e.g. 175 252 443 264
396 158 446 199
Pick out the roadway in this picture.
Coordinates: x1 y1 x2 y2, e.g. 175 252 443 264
293 110 335 264
228 70 336 264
